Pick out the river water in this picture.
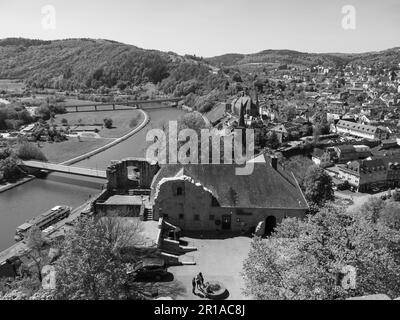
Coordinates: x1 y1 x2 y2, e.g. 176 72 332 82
74 107 185 169
0 106 185 250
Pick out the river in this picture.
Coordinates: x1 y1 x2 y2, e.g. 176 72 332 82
74 107 185 169
0 106 186 250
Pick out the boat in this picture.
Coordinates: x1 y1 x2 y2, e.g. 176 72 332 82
14 205 71 242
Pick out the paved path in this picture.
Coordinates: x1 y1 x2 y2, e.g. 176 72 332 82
169 236 252 300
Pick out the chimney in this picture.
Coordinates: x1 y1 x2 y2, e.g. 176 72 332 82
271 157 278 171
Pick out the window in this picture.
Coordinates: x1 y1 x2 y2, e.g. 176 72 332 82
179 214 184 220
209 215 215 221
173 183 184 196
194 214 200 221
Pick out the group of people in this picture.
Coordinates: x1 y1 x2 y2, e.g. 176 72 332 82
192 272 207 297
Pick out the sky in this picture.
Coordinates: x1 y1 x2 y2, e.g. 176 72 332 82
0 0 399 57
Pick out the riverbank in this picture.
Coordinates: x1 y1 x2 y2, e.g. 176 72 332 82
0 175 35 194
37 108 149 164
60 108 149 165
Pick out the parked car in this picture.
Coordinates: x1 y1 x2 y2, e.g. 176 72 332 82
128 258 168 281
371 187 380 193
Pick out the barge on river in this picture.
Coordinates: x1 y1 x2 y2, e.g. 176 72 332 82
14 205 71 242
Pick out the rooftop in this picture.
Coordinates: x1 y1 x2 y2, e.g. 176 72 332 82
151 160 308 210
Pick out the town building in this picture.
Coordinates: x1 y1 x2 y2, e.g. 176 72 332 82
336 120 390 140
333 144 371 163
338 159 386 192
94 157 309 236
150 159 308 235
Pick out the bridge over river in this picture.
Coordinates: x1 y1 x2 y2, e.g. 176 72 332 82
20 161 107 179
66 97 184 112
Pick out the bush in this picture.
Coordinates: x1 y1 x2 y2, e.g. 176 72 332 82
16 142 47 161
103 118 113 129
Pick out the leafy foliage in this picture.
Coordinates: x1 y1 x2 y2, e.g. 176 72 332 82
53 216 145 300
16 142 47 161
242 204 400 300
103 117 113 129
303 165 334 206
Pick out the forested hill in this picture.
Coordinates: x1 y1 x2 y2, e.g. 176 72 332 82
206 48 400 68
0 37 202 90
0 38 398 97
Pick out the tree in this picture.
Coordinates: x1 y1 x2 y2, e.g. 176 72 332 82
16 142 47 161
303 165 334 206
242 204 400 300
282 155 313 186
177 112 207 134
103 118 113 129
53 216 146 300
266 131 280 149
232 73 242 83
357 197 400 230
26 226 48 283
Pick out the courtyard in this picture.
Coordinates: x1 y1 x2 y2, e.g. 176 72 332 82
168 235 252 300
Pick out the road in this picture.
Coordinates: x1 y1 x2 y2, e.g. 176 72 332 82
335 189 391 213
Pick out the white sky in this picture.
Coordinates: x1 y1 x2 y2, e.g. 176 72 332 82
0 0 399 57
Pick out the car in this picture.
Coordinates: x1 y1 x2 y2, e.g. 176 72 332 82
371 187 380 193
128 258 168 281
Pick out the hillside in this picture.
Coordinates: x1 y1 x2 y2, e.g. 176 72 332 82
0 38 172 89
0 38 211 91
0 38 399 109
206 48 400 68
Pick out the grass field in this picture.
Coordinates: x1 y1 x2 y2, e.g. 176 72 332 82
53 109 143 138
42 109 144 163
39 137 112 164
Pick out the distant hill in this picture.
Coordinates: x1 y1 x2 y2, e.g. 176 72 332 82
0 38 203 90
206 48 400 68
0 38 398 93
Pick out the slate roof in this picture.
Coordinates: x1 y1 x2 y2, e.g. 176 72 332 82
337 120 380 135
150 159 308 210
204 103 226 125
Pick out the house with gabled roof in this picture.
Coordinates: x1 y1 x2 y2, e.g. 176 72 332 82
336 120 390 140
149 158 308 235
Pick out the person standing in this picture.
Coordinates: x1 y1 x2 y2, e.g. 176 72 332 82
192 277 197 295
195 274 203 291
198 272 205 287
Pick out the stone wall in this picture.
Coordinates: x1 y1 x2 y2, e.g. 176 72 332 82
153 179 306 232
106 158 159 192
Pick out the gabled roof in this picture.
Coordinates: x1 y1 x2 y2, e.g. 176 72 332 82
150 160 308 210
204 103 226 125
337 120 379 134
271 124 288 134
